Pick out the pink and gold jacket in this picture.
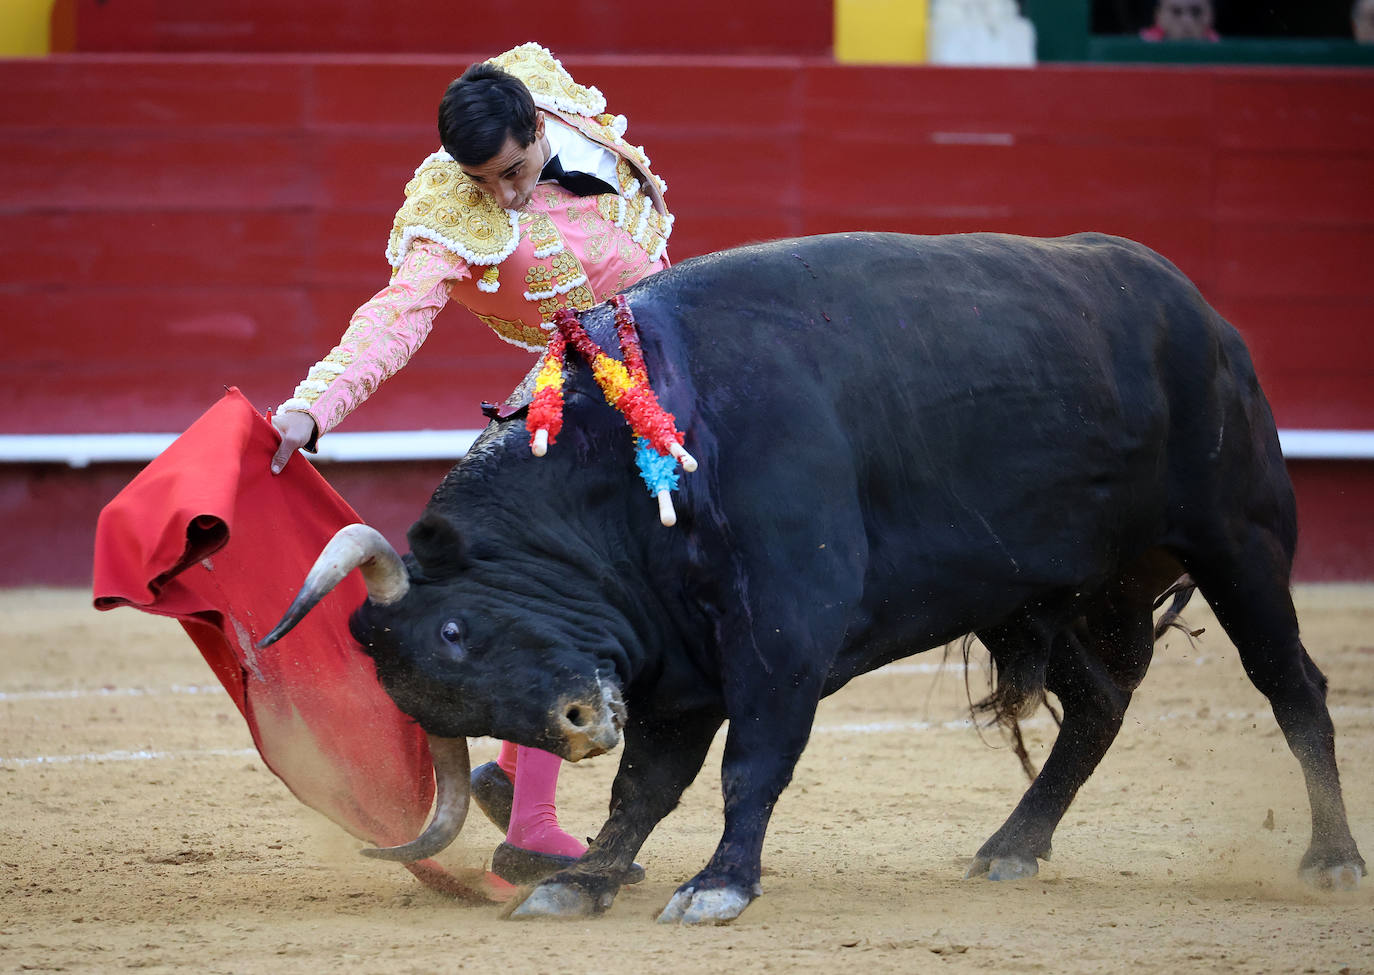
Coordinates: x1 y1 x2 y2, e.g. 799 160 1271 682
277 43 674 439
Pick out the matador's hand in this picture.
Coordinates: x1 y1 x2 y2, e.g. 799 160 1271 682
270 410 318 475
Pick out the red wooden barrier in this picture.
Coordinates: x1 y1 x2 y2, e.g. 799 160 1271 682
1 56 1371 583
69 0 833 56
5 459 1371 587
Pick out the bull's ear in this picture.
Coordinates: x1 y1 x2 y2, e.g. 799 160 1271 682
406 511 470 578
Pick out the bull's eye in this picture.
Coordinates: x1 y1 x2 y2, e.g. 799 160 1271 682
440 619 463 645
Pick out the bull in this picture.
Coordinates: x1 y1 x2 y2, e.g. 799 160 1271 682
261 231 1365 924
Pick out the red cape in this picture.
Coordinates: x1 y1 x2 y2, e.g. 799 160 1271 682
93 387 510 901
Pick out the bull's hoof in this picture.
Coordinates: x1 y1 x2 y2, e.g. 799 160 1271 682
656 883 760 925
1300 862 1363 891
509 881 612 919
965 854 1040 881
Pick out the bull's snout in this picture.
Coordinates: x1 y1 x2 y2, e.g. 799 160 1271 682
556 678 626 760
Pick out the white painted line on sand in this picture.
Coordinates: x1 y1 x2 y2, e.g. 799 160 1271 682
3 707 1368 770
0 656 1213 704
812 705 1374 737
0 685 225 702
3 747 258 768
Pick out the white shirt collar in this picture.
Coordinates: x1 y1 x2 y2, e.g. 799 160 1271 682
542 117 621 192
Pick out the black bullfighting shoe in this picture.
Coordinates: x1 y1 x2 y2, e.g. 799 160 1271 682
470 761 515 831
490 842 646 886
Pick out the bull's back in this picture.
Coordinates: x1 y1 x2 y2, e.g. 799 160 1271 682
643 230 1193 412
629 232 1278 608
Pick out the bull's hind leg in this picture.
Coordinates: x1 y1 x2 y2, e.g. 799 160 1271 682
968 581 1156 881
1187 542 1366 889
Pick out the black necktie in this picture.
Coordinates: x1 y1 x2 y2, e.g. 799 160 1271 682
540 153 617 197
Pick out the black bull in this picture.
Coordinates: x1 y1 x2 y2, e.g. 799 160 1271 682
262 231 1365 924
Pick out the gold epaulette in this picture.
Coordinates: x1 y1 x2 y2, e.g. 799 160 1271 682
490 42 607 117
385 151 520 270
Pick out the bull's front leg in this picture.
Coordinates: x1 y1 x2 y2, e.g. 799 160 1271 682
656 673 825 926
511 708 722 919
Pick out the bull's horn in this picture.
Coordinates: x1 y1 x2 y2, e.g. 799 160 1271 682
361 734 471 862
256 524 409 648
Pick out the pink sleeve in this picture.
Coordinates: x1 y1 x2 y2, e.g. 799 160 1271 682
277 240 470 440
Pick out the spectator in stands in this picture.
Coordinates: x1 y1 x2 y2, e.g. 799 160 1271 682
268 42 673 887
1140 0 1221 41
1354 0 1374 42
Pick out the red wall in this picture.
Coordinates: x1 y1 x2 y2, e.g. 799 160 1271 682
68 0 833 56
8 459 1373 592
1 56 1372 584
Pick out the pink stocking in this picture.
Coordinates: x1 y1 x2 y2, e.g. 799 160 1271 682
504 745 587 858
496 740 518 779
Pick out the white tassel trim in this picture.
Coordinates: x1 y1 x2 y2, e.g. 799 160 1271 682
276 398 313 415
307 360 347 379
532 240 564 258
523 272 586 303
532 88 608 118
511 42 609 116
648 214 674 262
489 329 550 352
476 278 501 293
412 148 455 176
553 273 587 295
632 201 651 240
386 217 521 270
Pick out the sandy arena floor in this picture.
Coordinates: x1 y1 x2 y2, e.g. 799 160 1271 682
2 586 1371 974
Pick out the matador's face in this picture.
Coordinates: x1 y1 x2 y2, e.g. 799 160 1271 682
459 111 549 212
